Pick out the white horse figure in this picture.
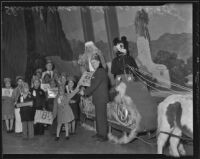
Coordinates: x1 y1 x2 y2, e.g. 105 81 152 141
157 93 193 157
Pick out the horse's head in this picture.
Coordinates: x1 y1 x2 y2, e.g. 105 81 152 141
115 82 127 98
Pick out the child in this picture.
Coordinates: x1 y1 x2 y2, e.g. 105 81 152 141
65 76 81 135
12 76 24 133
30 77 46 135
53 85 79 141
16 83 35 139
2 78 15 133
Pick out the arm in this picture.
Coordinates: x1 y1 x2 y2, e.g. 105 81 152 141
84 68 104 96
66 86 80 100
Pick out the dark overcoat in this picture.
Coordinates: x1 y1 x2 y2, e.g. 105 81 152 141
18 94 35 122
30 87 46 135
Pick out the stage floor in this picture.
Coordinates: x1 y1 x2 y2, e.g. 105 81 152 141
2 123 193 156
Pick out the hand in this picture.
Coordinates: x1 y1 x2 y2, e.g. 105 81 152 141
79 90 84 96
69 100 75 104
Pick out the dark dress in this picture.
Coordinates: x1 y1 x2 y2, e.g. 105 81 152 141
30 87 46 135
18 94 35 122
69 93 81 121
84 67 109 138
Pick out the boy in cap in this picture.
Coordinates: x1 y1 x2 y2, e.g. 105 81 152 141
16 83 35 139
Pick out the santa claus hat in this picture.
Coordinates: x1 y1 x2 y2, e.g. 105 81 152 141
85 41 94 47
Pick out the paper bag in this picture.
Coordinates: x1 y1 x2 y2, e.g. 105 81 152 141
34 110 53 125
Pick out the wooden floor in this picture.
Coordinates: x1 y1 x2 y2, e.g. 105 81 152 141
2 123 193 156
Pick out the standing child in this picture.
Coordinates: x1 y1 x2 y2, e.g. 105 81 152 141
53 85 79 141
30 77 46 135
65 76 81 135
16 83 35 139
2 78 15 133
12 76 24 134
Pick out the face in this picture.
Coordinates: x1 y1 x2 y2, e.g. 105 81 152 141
68 80 74 89
17 79 24 87
59 88 65 95
46 63 53 71
23 86 29 94
36 72 42 78
33 80 40 89
61 76 67 84
5 81 11 88
91 59 100 70
50 80 56 88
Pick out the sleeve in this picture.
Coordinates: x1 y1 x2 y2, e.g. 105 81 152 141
12 88 19 104
84 68 104 96
111 59 119 76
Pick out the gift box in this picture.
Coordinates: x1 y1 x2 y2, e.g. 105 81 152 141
41 84 50 92
47 88 58 98
34 110 53 125
78 71 93 87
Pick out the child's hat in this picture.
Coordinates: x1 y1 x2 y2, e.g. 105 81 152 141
66 75 76 83
16 76 24 82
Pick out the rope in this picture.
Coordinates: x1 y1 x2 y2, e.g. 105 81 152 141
160 131 193 143
127 65 192 94
126 65 192 92
128 66 182 94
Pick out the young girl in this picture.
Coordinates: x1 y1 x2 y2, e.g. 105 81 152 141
65 76 81 135
16 83 35 139
12 76 24 133
30 77 46 135
2 78 14 133
53 85 79 141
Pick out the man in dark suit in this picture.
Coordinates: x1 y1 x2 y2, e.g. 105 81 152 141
80 54 109 142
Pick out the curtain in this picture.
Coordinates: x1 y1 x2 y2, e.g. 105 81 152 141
2 8 27 84
2 7 74 85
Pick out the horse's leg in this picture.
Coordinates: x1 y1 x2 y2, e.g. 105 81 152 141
157 131 170 154
169 127 182 157
178 143 186 156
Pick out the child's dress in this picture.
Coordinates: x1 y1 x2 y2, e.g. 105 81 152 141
2 88 14 120
53 95 74 124
12 87 23 133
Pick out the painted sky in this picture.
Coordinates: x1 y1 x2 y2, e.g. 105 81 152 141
58 4 192 42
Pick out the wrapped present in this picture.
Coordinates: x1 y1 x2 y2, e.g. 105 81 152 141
2 88 13 97
16 101 33 108
78 71 93 87
47 88 58 98
34 110 53 125
41 84 50 92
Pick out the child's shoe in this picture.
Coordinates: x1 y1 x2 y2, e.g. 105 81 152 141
55 137 60 141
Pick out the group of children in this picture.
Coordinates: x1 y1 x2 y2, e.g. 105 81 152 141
2 59 81 141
